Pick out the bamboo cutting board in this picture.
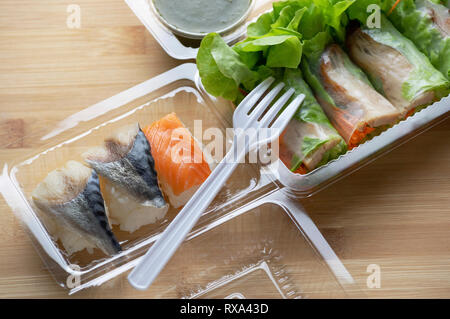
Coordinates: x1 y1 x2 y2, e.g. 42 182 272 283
0 0 449 298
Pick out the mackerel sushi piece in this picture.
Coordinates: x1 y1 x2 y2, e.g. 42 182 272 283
32 161 122 256
83 123 168 233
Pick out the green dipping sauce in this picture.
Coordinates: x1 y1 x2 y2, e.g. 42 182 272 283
153 0 252 35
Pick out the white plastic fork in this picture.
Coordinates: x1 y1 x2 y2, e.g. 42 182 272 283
128 77 305 290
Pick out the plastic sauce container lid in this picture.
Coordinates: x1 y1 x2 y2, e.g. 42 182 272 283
150 0 255 39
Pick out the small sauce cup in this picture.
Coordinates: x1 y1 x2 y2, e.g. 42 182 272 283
149 0 255 39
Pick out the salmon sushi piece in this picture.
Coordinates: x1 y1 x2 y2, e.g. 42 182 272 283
143 113 213 208
83 123 168 233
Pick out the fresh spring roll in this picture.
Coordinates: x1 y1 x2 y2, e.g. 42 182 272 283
301 43 401 148
385 0 449 80
347 15 450 118
280 68 347 174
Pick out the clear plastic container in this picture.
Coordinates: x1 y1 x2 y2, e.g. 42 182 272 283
1 62 447 296
0 63 354 295
274 96 450 197
137 191 355 298
0 0 447 298
126 0 450 198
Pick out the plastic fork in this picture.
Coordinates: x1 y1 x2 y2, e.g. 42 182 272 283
128 77 305 290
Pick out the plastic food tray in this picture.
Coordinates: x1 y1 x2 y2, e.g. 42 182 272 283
1 0 449 296
2 62 447 295
147 191 355 299
126 0 450 197
0 63 356 295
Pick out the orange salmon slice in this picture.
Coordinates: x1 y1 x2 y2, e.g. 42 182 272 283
143 113 212 197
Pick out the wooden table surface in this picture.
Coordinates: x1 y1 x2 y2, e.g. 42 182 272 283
0 0 449 299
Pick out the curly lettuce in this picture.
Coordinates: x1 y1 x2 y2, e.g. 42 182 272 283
197 0 354 102
197 33 258 101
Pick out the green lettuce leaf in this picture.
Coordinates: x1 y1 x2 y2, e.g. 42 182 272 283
197 33 258 101
347 0 385 24
247 12 274 37
267 36 303 68
299 0 355 57
197 0 355 102
301 137 329 158
234 32 303 68
284 68 336 126
271 4 298 29
320 0 356 42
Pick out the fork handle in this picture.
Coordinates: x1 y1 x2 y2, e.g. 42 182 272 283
128 138 247 290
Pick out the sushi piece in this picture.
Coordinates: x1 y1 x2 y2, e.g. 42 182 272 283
301 44 401 148
385 0 449 79
279 68 347 173
143 113 212 208
346 14 449 118
32 160 121 256
83 123 168 233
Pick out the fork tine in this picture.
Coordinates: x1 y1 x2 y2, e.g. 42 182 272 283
248 82 285 123
269 94 305 135
259 88 295 127
237 77 275 114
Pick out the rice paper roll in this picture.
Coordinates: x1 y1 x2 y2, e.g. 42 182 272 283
280 68 347 173
346 14 450 118
301 42 401 148
385 0 450 80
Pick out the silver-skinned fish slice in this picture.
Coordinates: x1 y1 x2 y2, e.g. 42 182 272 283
32 161 122 256
83 123 168 233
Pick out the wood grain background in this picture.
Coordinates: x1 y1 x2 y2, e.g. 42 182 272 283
0 0 449 298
